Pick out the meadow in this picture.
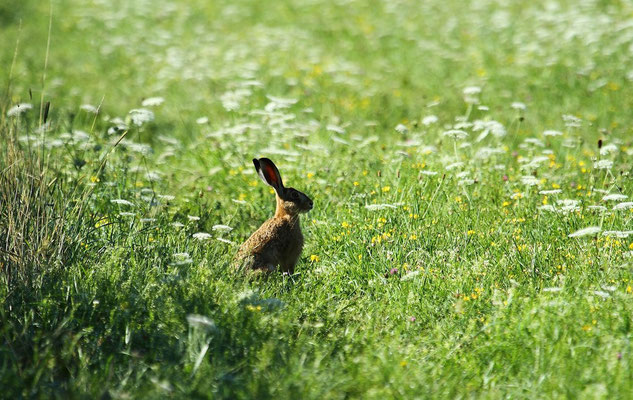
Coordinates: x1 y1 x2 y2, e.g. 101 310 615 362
2 0 633 398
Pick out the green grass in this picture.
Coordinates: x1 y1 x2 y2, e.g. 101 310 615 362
2 0 633 398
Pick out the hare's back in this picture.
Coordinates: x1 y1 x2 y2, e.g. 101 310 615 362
241 218 285 252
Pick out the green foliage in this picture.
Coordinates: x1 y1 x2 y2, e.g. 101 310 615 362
2 0 633 398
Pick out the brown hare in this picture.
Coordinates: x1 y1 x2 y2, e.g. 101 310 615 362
235 158 313 274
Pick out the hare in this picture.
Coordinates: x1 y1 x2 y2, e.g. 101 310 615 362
235 158 313 274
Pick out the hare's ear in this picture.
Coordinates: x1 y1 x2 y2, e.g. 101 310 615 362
253 158 284 193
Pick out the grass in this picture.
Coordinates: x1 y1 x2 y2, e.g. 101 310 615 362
2 0 633 398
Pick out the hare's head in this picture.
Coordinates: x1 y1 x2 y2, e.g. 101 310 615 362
253 158 313 216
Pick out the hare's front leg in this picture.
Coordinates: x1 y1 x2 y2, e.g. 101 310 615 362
280 249 302 274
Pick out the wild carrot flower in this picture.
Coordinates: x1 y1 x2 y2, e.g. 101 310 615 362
192 232 212 240
7 103 32 117
568 226 601 238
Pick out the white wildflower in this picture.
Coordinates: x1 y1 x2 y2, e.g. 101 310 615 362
332 136 350 145
594 160 613 170
145 171 161 181
141 97 165 107
602 194 627 202
422 115 438 126
212 224 233 232
559 204 580 213
443 129 468 140
602 231 633 238
613 202 633 210
128 108 155 126
511 102 526 110
600 144 618 156
365 204 397 211
524 138 545 147
521 176 540 186
562 114 582 128
456 171 470 179
265 95 297 106
221 89 251 111
80 104 99 114
543 130 563 137
400 139 421 148
192 232 212 240
7 103 33 117
326 124 345 134
400 270 421 281
395 124 408 134
110 199 134 206
196 117 209 124
543 287 562 293
473 119 506 141
476 146 504 159
172 252 193 265
259 147 301 157
593 290 610 299
568 226 601 238
539 189 562 195
72 130 91 141
187 215 201 221
463 86 481 103
557 199 579 207
445 162 464 170
125 142 152 155
526 156 549 169
463 86 481 95
454 121 472 130
557 199 580 213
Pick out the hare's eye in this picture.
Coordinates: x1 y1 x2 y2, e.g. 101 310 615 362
291 191 299 199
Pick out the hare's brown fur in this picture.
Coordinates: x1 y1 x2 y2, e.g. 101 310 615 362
236 196 304 273
235 158 312 274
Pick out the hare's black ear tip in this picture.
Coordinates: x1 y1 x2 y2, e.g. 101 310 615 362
252 158 260 168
